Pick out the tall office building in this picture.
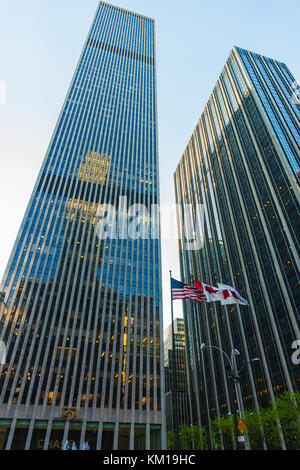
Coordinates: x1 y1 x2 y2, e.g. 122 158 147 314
0 2 165 450
163 318 186 366
164 319 190 433
174 47 300 440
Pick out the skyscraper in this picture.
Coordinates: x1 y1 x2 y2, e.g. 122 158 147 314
0 2 165 450
164 319 190 433
174 47 299 444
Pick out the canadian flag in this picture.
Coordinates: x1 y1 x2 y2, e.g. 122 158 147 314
193 281 224 302
217 283 248 305
193 280 248 306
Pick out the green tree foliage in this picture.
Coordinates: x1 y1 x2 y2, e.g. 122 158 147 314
210 415 234 450
167 431 175 450
167 425 207 450
167 392 300 450
262 391 300 449
242 408 265 449
179 424 207 450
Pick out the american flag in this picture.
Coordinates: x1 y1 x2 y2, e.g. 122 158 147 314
171 278 207 302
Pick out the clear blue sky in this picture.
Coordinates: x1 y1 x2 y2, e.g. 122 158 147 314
0 0 299 328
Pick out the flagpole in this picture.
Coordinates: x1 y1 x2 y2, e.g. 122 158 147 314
170 270 179 450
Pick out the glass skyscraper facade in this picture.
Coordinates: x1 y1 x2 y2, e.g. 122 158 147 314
0 2 165 450
174 47 299 445
164 319 191 433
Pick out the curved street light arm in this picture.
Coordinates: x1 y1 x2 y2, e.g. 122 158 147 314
202 344 233 370
236 357 260 375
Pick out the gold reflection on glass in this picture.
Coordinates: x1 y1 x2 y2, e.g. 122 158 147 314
79 151 110 184
121 307 129 407
66 199 98 225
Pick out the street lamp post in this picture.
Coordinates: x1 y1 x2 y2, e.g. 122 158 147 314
200 343 259 450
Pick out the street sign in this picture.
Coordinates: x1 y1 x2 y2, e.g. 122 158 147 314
237 419 246 435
